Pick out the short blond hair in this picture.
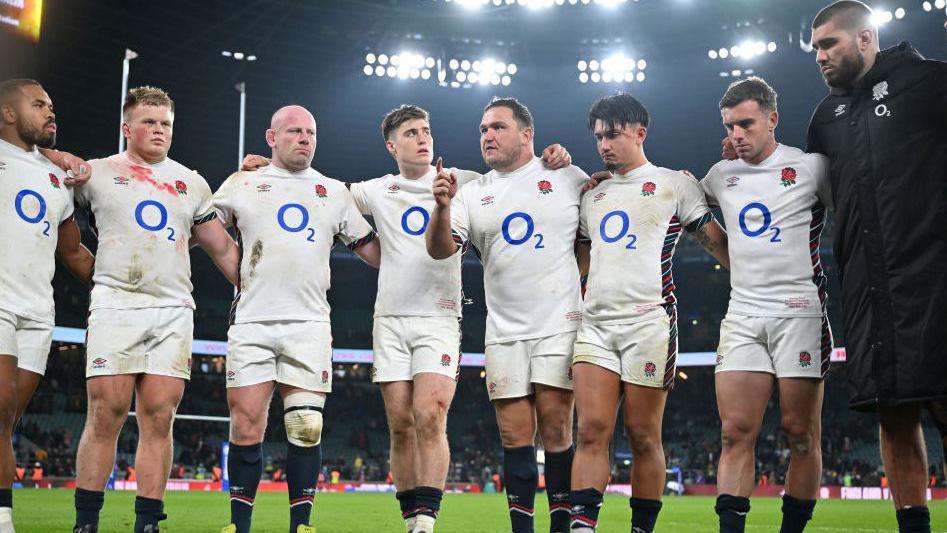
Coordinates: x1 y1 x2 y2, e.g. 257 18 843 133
122 86 174 120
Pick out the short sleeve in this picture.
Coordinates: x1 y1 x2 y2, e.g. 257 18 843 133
336 186 375 246
452 168 483 189
577 192 591 241
700 165 720 208
191 173 216 224
59 186 75 224
449 187 471 246
212 174 238 228
806 153 833 210
674 171 712 233
349 180 372 216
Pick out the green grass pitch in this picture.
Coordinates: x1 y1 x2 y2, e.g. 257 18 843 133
10 489 947 532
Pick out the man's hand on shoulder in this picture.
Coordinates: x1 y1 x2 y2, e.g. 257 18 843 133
241 154 270 171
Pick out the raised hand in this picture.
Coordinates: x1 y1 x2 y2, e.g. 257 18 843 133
432 157 457 208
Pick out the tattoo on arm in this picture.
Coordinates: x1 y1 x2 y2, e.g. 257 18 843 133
694 226 716 251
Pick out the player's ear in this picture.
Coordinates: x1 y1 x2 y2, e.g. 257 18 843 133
0 103 14 124
636 125 648 145
121 121 131 140
521 126 534 145
768 110 779 132
385 140 397 158
265 128 277 148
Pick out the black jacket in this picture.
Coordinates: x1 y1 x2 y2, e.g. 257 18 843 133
806 42 947 410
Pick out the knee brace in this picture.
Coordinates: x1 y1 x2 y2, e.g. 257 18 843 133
283 392 325 447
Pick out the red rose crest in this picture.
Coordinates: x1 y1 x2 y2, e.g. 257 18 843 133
641 182 656 197
440 354 451 367
644 361 657 378
174 180 187 195
488 382 497 394
716 353 724 365
537 180 553 194
315 184 328 198
798 351 812 368
49 173 61 189
780 167 797 187
321 370 330 384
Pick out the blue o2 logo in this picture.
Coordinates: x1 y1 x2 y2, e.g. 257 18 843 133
401 206 429 236
277 203 315 243
135 200 175 241
598 210 638 250
738 202 781 243
502 212 544 249
14 189 50 237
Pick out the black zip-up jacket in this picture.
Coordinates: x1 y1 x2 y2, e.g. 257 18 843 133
806 42 947 410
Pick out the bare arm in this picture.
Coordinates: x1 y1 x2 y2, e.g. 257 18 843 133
353 237 381 269
426 158 461 260
56 218 94 285
39 149 92 185
576 240 591 297
691 218 730 270
192 218 240 285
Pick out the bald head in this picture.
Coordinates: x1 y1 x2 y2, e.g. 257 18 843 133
266 105 317 172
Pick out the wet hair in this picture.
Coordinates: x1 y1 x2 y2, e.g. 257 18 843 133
484 97 533 129
587 92 650 131
381 104 429 140
719 76 778 114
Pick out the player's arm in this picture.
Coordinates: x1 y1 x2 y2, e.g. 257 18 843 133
351 236 381 269
39 149 92 186
691 217 730 270
192 218 240 285
576 239 591 298
55 218 94 285
426 157 461 260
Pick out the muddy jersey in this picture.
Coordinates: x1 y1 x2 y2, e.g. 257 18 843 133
214 164 374 323
702 144 832 317
75 153 215 310
350 166 480 318
0 139 74 323
580 163 711 324
451 157 588 344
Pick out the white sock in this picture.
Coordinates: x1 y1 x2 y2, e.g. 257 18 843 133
412 514 436 533
0 507 15 533
404 515 416 533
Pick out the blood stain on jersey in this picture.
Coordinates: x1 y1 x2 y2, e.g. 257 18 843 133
48 173 61 188
128 164 177 195
537 180 553 194
641 182 656 197
315 184 328 198
780 167 797 187
174 180 188 195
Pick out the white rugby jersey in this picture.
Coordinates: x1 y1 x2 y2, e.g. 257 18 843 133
350 166 481 318
450 157 588 344
580 163 712 324
75 153 215 310
214 164 374 324
0 139 74 323
702 144 832 317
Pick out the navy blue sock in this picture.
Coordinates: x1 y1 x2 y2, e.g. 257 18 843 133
779 495 816 533
504 446 538 533
286 442 321 531
133 496 165 532
414 486 443 519
569 488 603 530
228 442 263 533
715 494 750 533
544 446 574 532
629 497 662 533
896 506 931 533
73 488 104 528
396 489 417 521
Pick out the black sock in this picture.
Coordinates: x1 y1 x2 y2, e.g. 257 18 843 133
504 445 538 533
287 442 322 531
779 495 816 533
0 488 10 509
414 486 443 519
629 497 663 533
228 442 263 533
396 489 418 521
569 488 603 530
74 488 104 528
896 506 931 533
545 446 574 532
133 496 165 533
715 494 750 533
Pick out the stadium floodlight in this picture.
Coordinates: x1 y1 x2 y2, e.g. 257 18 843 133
577 53 647 84
365 50 515 89
366 53 376 64
937 0 946 9
894 7 905 18
709 40 776 61
923 1 932 10
708 50 718 59
870 9 893 25
363 65 373 76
